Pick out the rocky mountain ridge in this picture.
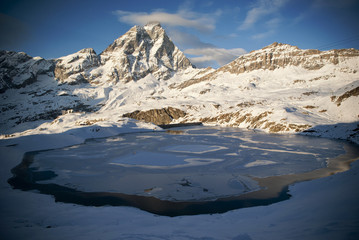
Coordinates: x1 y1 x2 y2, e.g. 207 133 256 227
0 51 54 93
172 42 359 89
54 48 100 85
54 22 194 85
222 42 359 72
1 22 194 91
0 23 358 143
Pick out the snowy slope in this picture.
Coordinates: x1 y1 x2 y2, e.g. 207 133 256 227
0 24 358 144
171 43 359 142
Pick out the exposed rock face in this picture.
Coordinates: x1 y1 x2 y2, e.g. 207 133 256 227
100 22 194 82
1 23 194 90
219 42 359 74
177 42 359 89
199 111 312 133
123 107 186 125
54 48 100 84
333 86 359 106
0 51 54 93
52 22 194 84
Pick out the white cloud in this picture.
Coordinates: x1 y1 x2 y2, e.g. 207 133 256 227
239 7 268 30
292 12 308 25
239 0 288 30
251 30 275 39
185 47 247 68
250 18 280 39
114 9 215 33
167 29 215 49
113 4 246 69
266 17 281 28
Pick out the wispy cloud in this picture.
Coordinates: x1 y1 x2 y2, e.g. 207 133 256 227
239 7 268 31
169 30 246 68
292 12 308 25
114 9 216 33
185 47 247 68
251 30 275 40
113 4 245 68
239 0 288 30
266 17 281 28
251 17 280 39
167 29 215 49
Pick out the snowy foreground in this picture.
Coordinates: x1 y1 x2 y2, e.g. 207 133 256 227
1 120 359 240
1 23 358 239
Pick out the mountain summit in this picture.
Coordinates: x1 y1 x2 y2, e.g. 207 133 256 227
54 22 194 84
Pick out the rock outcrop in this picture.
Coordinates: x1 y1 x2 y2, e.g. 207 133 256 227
54 48 100 84
0 51 54 93
123 107 186 125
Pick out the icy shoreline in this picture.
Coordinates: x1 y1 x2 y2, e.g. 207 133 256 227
1 122 359 239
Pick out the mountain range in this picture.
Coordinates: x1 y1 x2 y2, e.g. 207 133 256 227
0 22 358 143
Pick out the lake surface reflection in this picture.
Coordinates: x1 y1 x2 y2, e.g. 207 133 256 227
9 126 359 216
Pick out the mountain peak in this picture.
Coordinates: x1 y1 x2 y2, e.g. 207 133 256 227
97 23 194 82
264 42 283 48
143 21 165 40
102 23 164 54
144 21 162 29
261 42 300 51
78 48 97 55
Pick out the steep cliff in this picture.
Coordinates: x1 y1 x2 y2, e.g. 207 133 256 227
53 22 194 85
99 22 194 82
0 51 54 93
54 48 100 84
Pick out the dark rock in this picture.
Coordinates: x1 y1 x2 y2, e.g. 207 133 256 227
123 107 186 125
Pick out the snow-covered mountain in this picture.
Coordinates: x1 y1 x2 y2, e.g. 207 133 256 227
54 22 193 85
0 51 54 93
0 23 358 143
170 42 359 141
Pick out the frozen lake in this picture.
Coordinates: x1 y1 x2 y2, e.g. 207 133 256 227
8 126 359 216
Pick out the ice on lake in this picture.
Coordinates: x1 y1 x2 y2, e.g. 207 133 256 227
26 126 348 202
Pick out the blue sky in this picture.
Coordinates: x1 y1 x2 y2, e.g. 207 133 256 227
1 0 359 68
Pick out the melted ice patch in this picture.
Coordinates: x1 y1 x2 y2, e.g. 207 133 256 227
245 160 277 167
25 126 346 201
239 144 319 156
109 151 223 168
162 145 227 154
